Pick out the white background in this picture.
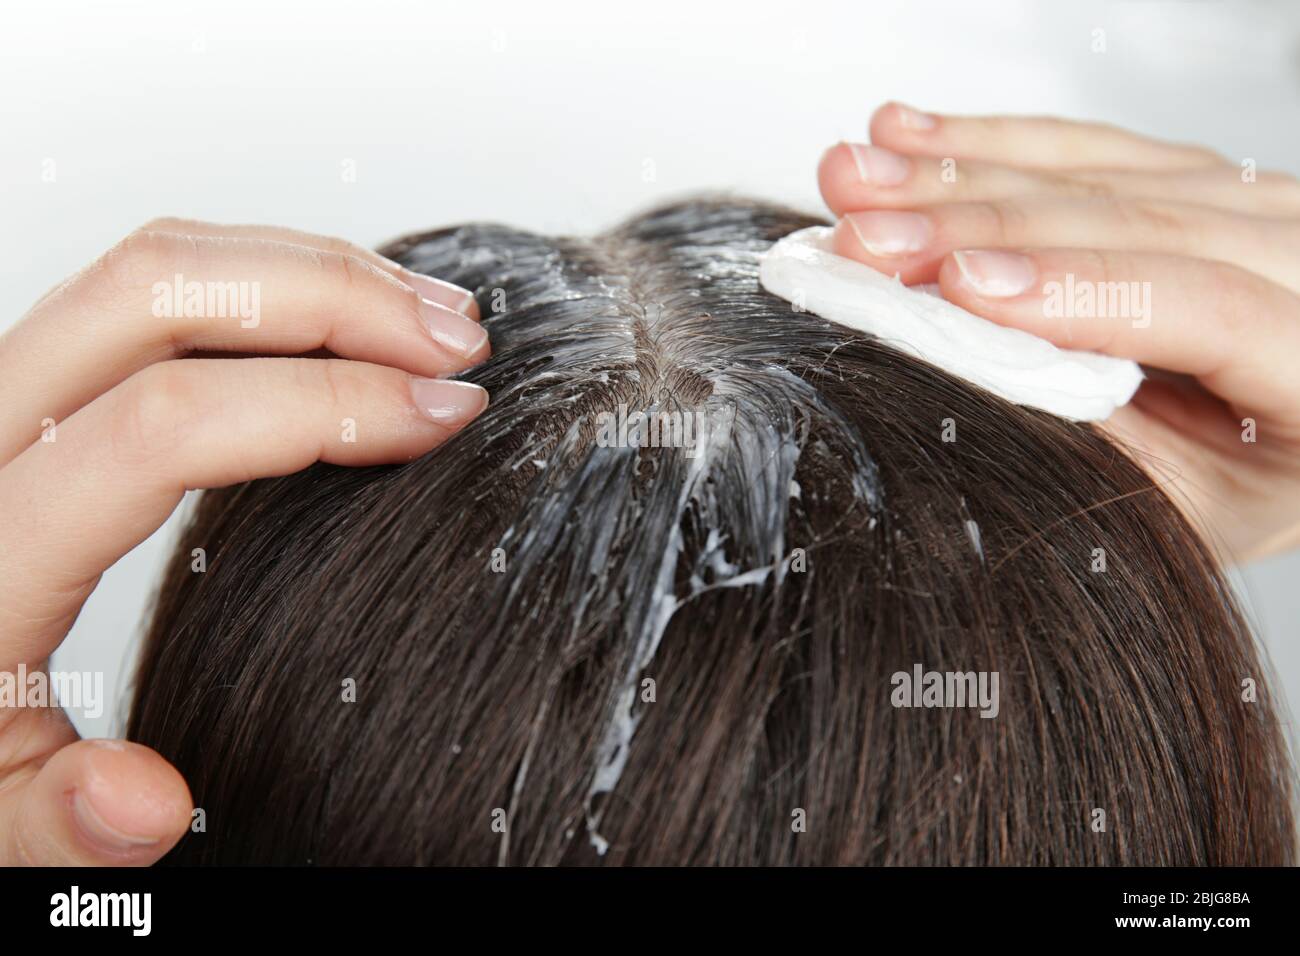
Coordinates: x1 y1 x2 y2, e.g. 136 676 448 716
2 0 1297 744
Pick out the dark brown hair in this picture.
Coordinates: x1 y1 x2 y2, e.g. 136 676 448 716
129 198 1295 865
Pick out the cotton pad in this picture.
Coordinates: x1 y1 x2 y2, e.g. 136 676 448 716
758 226 1142 422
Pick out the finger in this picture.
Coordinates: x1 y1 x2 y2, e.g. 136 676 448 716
936 247 1300 420
831 199 1298 290
0 230 489 464
818 142 1300 218
868 102 1229 171
140 218 480 320
0 739 191 865
1118 374 1248 459
0 357 487 661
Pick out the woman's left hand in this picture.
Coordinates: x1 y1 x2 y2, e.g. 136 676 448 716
818 103 1300 561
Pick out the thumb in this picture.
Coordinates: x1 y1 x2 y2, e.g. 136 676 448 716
0 738 192 865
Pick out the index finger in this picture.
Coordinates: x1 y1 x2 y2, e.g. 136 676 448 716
140 218 481 320
870 102 1229 171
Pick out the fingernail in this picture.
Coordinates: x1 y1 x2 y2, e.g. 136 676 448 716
409 377 489 425
952 250 1037 297
844 211 932 257
846 143 910 187
72 790 161 852
418 298 490 360
895 103 937 131
455 291 479 319
401 269 478 319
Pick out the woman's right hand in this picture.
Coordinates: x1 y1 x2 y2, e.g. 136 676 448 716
0 220 490 865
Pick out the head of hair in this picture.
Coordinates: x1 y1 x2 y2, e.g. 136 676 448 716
129 197 1295 865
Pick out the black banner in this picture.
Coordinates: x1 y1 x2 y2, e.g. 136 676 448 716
0 866 1289 942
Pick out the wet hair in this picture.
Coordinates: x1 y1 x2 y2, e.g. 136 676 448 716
128 198 1295 865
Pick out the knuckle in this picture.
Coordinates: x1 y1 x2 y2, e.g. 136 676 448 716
110 362 202 464
1258 170 1300 205
1042 116 1084 140
1191 145 1231 167
1082 250 1126 350
319 234 373 263
1062 172 1115 202
137 216 188 232
975 116 1018 140
1202 260 1256 339
978 201 1029 244
316 247 416 310
1117 199 1188 241
1079 248 1120 287
313 360 354 412
94 229 179 295
316 248 362 292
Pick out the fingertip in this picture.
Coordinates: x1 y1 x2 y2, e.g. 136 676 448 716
823 142 884 216
72 739 192 856
418 300 491 366
936 252 969 301
870 101 938 144
937 250 1093 350
817 142 850 215
461 292 482 323
400 269 481 321
832 214 867 260
943 249 1038 301
938 250 1042 334
409 377 490 431
833 211 936 283
938 251 1010 321
12 739 192 865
